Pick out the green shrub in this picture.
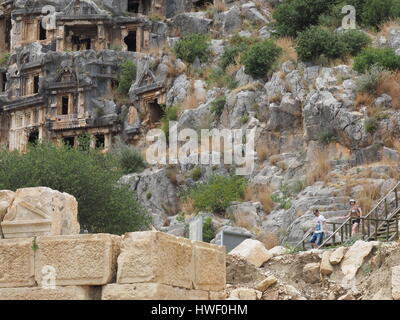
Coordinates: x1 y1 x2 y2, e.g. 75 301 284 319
117 60 137 95
353 48 400 73
296 26 346 62
362 0 400 28
173 33 211 64
186 175 247 213
271 184 294 209
161 105 179 142
355 65 386 94
365 117 378 133
340 30 371 56
202 217 215 243
77 133 91 151
207 67 238 89
114 147 146 175
0 52 10 67
210 96 226 117
241 40 282 78
0 143 150 234
318 129 338 144
318 2 345 28
190 167 202 181
219 35 258 70
272 0 339 37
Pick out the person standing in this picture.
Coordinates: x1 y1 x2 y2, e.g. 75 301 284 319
310 209 327 248
339 199 363 237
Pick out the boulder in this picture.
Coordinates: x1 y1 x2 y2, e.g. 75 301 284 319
303 263 321 284
226 202 262 230
255 275 278 292
1 187 80 239
341 240 373 281
120 168 179 228
229 287 262 300
330 247 346 265
392 266 400 300
320 251 333 276
218 6 241 34
229 239 272 267
172 12 212 35
268 245 288 257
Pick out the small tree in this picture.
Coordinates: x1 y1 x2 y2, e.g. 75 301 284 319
186 175 247 213
241 40 282 78
0 143 150 234
117 59 137 95
173 34 211 64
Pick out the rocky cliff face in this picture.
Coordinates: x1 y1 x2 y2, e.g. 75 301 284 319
1 0 400 252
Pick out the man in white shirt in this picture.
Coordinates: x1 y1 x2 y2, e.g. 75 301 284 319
310 209 326 248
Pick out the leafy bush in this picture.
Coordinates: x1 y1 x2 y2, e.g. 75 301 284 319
173 34 211 64
271 185 292 209
340 30 371 56
210 96 226 117
296 26 347 62
355 65 386 94
318 129 338 144
202 217 215 243
114 147 146 175
190 167 202 181
117 60 137 95
241 40 282 78
208 67 238 89
353 48 400 73
272 0 339 37
186 175 247 213
219 35 258 70
161 105 179 142
0 52 10 67
365 117 378 133
362 0 400 28
0 143 150 234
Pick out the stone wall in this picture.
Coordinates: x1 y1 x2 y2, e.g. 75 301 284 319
0 231 226 300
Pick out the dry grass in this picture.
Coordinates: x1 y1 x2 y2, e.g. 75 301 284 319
257 231 279 249
269 154 281 166
257 145 269 163
269 94 282 104
181 198 195 215
377 71 400 109
354 92 375 110
166 167 178 185
276 37 298 63
234 213 257 230
357 183 381 215
182 79 202 110
378 18 400 37
244 184 274 214
305 149 331 186
232 82 260 94
214 0 226 12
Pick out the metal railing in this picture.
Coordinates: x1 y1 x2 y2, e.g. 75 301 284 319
318 181 400 248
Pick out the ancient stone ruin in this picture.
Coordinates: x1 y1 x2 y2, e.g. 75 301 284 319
0 0 218 151
0 187 226 300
